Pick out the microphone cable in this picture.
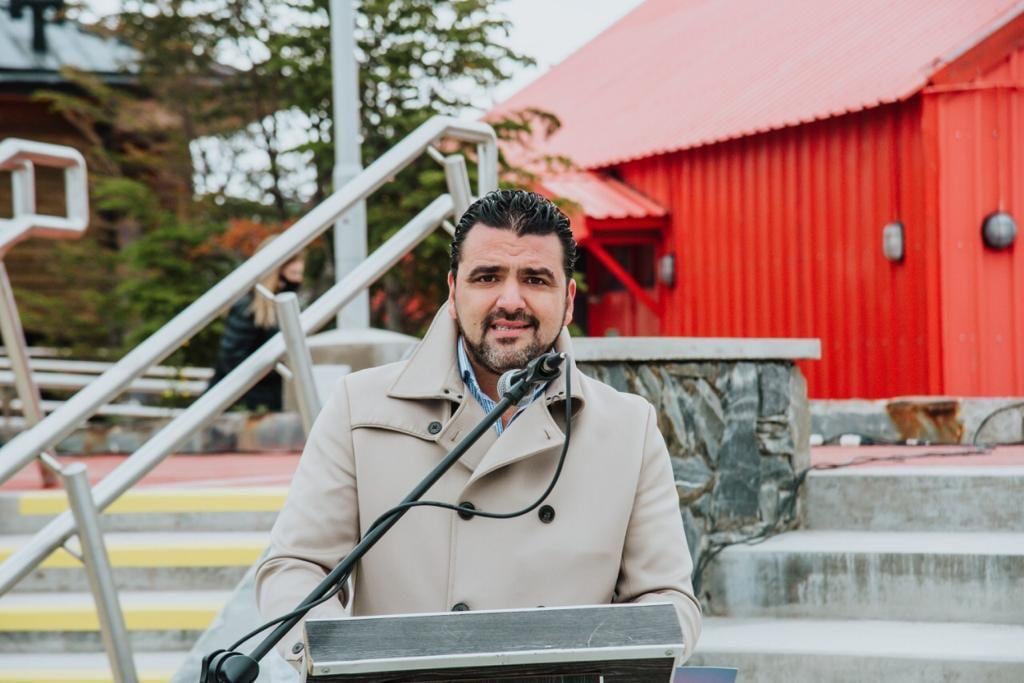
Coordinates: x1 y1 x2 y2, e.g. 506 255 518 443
226 360 575 652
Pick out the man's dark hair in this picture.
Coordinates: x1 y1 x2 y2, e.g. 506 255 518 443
450 189 577 281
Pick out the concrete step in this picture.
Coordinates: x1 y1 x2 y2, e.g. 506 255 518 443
0 531 266 592
704 531 1024 623
804 466 1024 531
0 487 287 534
0 651 186 683
691 617 1024 682
0 590 229 653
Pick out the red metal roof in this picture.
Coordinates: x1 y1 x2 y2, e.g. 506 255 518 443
493 0 1024 169
537 172 667 222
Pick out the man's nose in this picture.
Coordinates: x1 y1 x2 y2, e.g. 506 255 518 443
495 279 526 311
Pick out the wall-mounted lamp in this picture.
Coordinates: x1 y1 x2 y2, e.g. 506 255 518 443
882 222 904 262
982 211 1017 250
657 252 676 288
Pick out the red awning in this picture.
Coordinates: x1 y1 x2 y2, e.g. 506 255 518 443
535 172 667 241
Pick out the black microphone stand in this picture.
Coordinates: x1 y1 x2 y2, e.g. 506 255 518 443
200 354 565 683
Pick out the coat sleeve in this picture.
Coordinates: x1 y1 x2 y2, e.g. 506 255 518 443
254 376 359 667
614 403 703 662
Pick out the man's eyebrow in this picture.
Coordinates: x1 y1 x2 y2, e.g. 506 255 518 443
466 265 505 278
521 267 556 280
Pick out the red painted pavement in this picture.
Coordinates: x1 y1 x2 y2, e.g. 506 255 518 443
1 452 302 491
3 445 1022 492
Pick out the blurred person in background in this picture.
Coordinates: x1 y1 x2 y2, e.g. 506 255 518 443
208 237 305 411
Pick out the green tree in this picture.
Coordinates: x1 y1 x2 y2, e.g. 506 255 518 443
114 0 551 332
27 0 560 364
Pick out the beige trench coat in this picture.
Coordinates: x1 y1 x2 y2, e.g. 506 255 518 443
255 305 702 667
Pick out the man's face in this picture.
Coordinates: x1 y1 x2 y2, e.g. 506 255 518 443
448 224 576 376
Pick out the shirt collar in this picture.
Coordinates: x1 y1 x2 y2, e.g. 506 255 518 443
457 336 486 399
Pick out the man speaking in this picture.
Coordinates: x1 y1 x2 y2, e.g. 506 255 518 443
255 189 702 668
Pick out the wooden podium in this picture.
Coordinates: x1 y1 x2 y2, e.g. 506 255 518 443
302 602 683 682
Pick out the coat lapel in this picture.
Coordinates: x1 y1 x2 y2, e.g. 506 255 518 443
433 388 498 474
465 399 565 487
465 329 590 487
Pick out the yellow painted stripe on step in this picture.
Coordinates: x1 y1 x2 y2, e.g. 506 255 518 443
0 542 265 568
18 488 287 515
0 603 220 631
0 673 170 683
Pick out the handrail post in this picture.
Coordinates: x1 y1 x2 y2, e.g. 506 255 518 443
0 262 57 487
476 141 498 196
60 461 138 683
272 291 322 435
442 154 473 222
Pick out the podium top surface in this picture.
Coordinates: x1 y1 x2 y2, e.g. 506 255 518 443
304 603 683 677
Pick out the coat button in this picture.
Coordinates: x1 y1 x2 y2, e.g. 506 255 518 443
428 421 443 435
291 642 304 655
538 505 555 523
451 602 470 612
457 502 476 520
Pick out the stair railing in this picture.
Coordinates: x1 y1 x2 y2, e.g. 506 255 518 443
0 115 497 595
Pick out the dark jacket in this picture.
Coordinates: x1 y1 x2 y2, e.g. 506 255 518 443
209 294 282 411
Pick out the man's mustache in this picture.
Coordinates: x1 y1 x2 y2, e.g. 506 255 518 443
481 309 540 331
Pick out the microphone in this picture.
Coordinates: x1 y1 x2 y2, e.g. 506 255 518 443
497 352 566 407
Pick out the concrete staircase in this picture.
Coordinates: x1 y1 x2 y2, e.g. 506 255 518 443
0 486 286 682
4 463 1023 681
691 465 1024 681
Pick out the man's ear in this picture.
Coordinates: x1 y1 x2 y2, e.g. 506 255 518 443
564 277 576 327
447 271 457 320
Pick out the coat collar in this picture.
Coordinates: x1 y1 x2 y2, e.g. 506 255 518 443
389 303 587 480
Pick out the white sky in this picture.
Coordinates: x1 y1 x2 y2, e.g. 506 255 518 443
82 0 645 105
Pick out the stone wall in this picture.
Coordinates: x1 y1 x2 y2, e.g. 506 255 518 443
573 338 816 601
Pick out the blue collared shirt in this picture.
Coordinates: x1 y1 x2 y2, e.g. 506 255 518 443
457 337 546 436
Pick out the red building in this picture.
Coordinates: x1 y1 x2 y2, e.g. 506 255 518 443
494 0 1024 398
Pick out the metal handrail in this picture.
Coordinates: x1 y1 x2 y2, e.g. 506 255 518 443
0 116 494 594
0 138 89 255
0 358 213 379
0 116 495 485
0 371 209 395
0 193 455 593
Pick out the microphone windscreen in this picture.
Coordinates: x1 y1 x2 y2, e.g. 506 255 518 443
497 368 533 408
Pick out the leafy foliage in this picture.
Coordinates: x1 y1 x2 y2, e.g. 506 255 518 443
23 0 558 363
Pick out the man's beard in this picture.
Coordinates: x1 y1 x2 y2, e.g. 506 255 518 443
458 307 565 375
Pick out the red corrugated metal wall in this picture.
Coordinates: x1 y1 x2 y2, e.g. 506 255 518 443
927 44 1024 395
615 102 940 398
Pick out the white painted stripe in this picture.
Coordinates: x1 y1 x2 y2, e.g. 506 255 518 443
716 530 1024 555
312 644 679 675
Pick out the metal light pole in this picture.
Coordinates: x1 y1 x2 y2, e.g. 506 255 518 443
330 0 369 329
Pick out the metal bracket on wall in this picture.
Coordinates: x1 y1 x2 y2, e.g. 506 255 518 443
0 138 89 256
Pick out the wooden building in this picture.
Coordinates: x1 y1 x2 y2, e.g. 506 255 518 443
0 9 135 317
494 0 1024 399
